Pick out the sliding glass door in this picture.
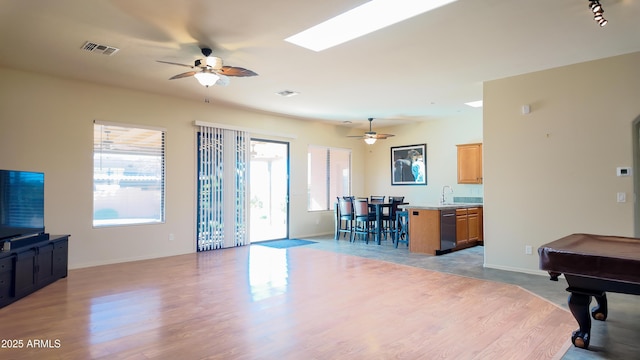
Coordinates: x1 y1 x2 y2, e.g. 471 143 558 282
250 139 289 242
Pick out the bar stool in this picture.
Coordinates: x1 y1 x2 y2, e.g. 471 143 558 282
336 197 354 241
394 210 409 248
353 198 375 243
383 196 405 242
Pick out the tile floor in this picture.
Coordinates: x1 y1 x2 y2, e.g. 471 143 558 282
298 235 640 360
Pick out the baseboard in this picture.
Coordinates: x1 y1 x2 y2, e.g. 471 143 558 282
69 250 193 270
483 263 557 278
293 231 334 239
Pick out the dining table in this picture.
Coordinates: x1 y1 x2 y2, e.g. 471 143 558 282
368 200 408 245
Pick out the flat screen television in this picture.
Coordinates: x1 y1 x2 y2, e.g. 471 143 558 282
0 169 45 241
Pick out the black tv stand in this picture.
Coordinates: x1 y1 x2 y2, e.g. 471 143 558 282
0 234 69 308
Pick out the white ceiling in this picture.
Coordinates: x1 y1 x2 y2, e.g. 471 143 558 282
1 0 639 129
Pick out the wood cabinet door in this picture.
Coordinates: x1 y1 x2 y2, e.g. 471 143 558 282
457 143 483 184
467 208 480 241
456 209 468 245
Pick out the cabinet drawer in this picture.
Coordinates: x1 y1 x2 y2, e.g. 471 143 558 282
0 270 13 304
0 256 13 273
0 271 11 288
54 240 68 251
467 207 479 215
456 208 468 216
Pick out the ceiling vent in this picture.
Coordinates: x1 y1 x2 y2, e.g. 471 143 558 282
81 41 120 56
276 90 299 97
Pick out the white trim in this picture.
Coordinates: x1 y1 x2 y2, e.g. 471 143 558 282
194 120 297 139
483 263 558 278
94 119 166 132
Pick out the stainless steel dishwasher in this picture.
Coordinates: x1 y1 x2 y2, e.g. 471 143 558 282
439 209 456 253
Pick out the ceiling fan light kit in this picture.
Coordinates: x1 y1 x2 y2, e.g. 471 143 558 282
158 47 257 88
347 118 395 145
194 71 220 87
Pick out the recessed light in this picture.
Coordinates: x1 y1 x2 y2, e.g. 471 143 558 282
465 100 483 108
285 0 458 52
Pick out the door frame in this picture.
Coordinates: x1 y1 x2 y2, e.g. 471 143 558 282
633 117 640 237
250 138 290 241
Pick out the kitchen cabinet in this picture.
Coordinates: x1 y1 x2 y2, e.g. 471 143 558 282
407 205 482 255
467 207 481 242
457 143 483 184
408 209 441 255
456 207 482 246
456 208 469 246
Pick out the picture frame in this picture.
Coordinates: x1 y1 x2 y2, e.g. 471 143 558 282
391 144 427 185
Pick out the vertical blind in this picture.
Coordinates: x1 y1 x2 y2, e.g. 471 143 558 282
196 125 249 251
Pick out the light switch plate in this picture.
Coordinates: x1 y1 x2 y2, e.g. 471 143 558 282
617 192 626 203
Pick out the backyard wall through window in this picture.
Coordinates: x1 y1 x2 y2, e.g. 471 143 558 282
93 120 165 227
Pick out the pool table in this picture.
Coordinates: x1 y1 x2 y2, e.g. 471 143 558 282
538 233 640 349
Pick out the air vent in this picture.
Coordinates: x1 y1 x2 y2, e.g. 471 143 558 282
276 90 299 97
81 41 120 56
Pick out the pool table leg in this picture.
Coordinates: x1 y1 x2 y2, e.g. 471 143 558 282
566 289 608 349
591 292 608 321
568 292 592 349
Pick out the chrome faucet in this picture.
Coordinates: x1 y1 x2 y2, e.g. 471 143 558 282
441 185 453 204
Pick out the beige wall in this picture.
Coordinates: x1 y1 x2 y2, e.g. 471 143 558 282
363 116 483 204
0 67 367 268
4 51 637 274
483 51 640 274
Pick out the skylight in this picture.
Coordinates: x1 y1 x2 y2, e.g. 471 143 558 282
285 0 458 52
465 100 483 108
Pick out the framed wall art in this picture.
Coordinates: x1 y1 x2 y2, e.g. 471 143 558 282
391 144 426 185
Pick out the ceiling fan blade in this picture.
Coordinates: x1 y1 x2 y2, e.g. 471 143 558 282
373 134 395 139
217 66 258 77
346 118 395 140
169 71 197 80
157 60 195 69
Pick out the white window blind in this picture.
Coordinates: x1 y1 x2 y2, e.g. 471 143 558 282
93 121 165 227
307 146 351 211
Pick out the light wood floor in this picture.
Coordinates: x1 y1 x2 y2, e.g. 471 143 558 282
0 245 575 359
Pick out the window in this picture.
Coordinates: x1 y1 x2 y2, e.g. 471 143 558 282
93 121 165 227
307 146 351 211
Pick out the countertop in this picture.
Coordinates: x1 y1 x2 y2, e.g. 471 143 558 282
402 203 483 210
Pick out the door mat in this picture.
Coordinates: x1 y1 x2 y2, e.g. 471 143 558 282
254 239 318 249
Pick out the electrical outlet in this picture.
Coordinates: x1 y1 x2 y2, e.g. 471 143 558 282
525 245 532 255
168 233 175 241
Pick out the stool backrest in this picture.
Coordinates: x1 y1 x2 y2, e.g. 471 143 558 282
338 197 353 217
353 198 370 217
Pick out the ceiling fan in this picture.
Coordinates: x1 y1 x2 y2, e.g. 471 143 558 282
157 47 258 87
348 118 395 145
